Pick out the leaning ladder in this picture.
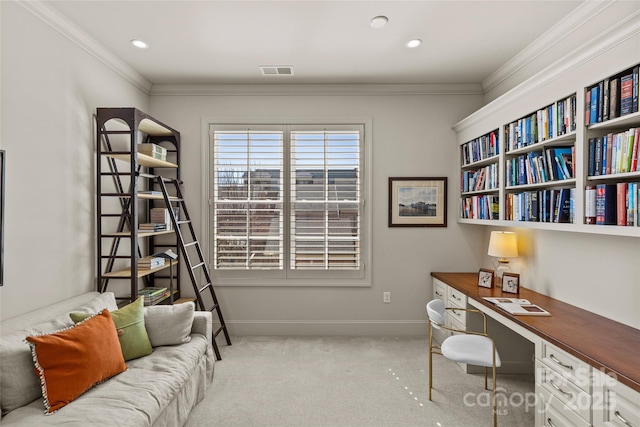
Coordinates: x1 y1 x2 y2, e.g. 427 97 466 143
156 177 232 360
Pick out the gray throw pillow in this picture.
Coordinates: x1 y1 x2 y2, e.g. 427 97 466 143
143 302 194 347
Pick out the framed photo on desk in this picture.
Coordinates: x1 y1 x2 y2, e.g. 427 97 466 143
502 272 520 294
477 268 494 288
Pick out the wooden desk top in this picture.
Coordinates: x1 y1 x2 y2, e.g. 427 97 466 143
431 272 640 393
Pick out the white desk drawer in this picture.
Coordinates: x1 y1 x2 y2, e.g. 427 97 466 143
433 279 447 301
541 342 591 393
537 384 590 427
447 286 466 309
594 370 640 427
447 305 467 326
447 314 466 335
537 360 591 423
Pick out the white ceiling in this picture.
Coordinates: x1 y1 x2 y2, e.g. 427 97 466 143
44 0 584 86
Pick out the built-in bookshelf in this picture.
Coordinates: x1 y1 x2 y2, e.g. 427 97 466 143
504 94 577 224
459 129 500 220
584 62 640 228
456 62 640 237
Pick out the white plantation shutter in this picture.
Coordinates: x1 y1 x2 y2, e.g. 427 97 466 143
211 123 364 282
212 127 284 270
290 127 360 270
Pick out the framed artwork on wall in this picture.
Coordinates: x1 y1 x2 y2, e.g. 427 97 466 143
388 177 447 227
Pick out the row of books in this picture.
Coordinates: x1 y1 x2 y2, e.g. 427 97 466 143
460 130 499 166
585 64 639 125
504 94 577 151
505 188 575 223
506 147 574 187
138 223 168 233
137 143 168 161
585 183 639 226
461 163 498 193
587 128 639 176
138 287 170 305
459 195 499 220
138 256 166 269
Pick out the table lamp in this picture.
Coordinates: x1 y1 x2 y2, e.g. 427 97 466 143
487 231 518 283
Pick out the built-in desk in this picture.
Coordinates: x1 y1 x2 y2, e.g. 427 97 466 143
431 272 640 427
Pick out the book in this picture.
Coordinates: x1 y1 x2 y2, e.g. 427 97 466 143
138 287 167 297
139 190 163 196
585 185 597 224
589 84 599 124
483 297 551 316
596 184 617 225
138 143 167 160
617 183 628 226
633 65 639 114
609 77 619 119
620 73 634 116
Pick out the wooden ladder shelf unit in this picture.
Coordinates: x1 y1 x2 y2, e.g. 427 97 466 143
96 107 181 306
156 177 232 360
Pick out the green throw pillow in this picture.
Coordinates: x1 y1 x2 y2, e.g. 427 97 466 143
70 297 152 361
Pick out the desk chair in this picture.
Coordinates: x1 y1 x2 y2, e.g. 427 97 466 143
426 299 502 427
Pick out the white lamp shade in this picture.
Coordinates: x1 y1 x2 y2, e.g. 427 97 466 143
487 231 518 258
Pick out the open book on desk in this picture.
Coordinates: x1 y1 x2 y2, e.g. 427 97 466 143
483 297 551 316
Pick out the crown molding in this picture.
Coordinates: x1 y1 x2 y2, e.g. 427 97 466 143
18 0 152 94
481 0 615 93
150 83 483 97
453 8 640 133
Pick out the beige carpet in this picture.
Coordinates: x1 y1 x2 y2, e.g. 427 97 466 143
185 336 535 427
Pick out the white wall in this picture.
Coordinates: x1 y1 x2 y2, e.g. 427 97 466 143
0 2 149 320
150 90 486 335
457 16 640 328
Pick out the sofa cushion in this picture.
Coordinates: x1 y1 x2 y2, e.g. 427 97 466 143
0 293 118 415
70 297 152 361
26 310 127 414
144 302 194 347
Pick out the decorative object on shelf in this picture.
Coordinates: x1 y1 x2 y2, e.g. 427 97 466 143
388 177 447 227
0 150 4 287
477 268 494 289
487 231 518 282
501 272 520 294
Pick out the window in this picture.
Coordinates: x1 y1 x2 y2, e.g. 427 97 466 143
210 123 368 285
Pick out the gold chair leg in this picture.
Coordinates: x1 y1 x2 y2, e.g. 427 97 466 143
484 366 488 390
492 364 497 427
428 325 433 400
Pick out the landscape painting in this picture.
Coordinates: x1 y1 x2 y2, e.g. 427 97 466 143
388 177 447 227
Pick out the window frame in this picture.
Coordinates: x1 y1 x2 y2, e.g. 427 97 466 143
202 117 372 287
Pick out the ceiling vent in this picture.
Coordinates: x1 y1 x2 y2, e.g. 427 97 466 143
260 65 294 76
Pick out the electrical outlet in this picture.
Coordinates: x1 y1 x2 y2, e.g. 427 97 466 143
383 292 391 303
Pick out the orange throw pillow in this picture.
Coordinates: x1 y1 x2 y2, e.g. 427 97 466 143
26 309 127 414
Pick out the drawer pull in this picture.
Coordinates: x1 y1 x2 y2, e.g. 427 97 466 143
452 294 461 301
546 418 557 427
549 354 574 370
435 291 443 297
615 411 635 427
549 380 572 399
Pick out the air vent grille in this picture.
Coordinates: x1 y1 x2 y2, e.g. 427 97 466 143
260 65 294 76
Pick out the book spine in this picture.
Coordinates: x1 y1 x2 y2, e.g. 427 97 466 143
617 183 628 226
585 185 597 224
621 74 634 116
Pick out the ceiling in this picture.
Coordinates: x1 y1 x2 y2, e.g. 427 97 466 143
45 0 584 86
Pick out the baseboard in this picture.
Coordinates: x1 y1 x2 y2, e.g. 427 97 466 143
222 320 428 336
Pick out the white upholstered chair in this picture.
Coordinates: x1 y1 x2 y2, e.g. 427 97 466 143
426 298 502 427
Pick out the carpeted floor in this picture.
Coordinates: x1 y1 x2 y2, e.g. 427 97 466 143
185 336 535 427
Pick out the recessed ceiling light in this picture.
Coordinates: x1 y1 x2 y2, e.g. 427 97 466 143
130 39 149 49
406 39 422 48
370 16 389 28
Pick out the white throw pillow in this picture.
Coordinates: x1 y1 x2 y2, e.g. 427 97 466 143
143 302 194 347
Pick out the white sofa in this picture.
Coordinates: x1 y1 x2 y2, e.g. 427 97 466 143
0 292 214 427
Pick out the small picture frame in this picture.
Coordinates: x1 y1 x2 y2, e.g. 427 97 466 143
477 268 494 289
502 272 520 294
